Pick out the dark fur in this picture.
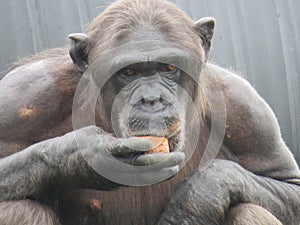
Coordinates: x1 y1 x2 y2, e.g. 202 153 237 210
0 0 300 225
85 0 204 62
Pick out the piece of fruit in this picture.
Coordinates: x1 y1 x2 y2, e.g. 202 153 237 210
140 136 169 154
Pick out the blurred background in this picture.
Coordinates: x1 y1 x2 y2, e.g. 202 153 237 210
0 0 299 164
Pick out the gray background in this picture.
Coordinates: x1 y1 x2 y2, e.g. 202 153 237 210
0 0 299 164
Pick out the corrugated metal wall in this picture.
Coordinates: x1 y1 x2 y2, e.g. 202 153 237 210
0 0 299 163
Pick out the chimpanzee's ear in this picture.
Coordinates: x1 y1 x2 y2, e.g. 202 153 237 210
68 33 89 73
193 17 215 57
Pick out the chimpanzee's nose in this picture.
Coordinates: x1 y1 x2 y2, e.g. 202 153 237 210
142 94 161 104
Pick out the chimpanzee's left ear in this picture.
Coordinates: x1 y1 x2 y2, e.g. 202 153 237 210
193 17 216 57
68 33 89 73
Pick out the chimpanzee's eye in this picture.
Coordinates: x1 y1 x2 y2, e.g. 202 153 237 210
122 68 136 76
159 64 178 73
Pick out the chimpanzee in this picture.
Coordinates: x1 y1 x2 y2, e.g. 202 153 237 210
0 0 299 224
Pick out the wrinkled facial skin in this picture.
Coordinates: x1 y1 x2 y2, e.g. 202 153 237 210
115 62 182 137
100 61 199 152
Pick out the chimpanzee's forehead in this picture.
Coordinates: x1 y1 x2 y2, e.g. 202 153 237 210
112 45 190 69
88 39 202 84
126 25 168 43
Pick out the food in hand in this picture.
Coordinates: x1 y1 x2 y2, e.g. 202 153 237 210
140 136 170 154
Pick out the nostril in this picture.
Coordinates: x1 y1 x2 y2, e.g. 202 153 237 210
142 95 161 104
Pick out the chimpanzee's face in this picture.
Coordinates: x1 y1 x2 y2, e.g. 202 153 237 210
108 63 185 152
97 28 202 152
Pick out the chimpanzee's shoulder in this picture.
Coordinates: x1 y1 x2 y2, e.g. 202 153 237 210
0 53 79 144
203 63 256 97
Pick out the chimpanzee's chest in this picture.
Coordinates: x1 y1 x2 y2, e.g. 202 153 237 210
58 182 177 225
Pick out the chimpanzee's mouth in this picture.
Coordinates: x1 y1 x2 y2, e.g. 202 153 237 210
123 109 182 152
130 126 181 152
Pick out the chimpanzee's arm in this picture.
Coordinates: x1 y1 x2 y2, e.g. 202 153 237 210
0 126 184 202
0 127 118 201
158 159 300 225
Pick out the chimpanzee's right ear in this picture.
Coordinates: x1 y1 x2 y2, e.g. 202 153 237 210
68 33 89 73
193 17 215 58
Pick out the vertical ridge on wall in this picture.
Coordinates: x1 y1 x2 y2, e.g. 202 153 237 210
224 0 249 79
274 0 300 162
25 0 50 53
75 0 96 32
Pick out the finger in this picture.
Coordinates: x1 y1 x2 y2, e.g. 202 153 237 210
134 152 185 167
111 137 152 155
115 155 138 165
160 165 180 178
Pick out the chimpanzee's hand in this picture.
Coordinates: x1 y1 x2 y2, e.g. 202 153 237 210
44 126 184 189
